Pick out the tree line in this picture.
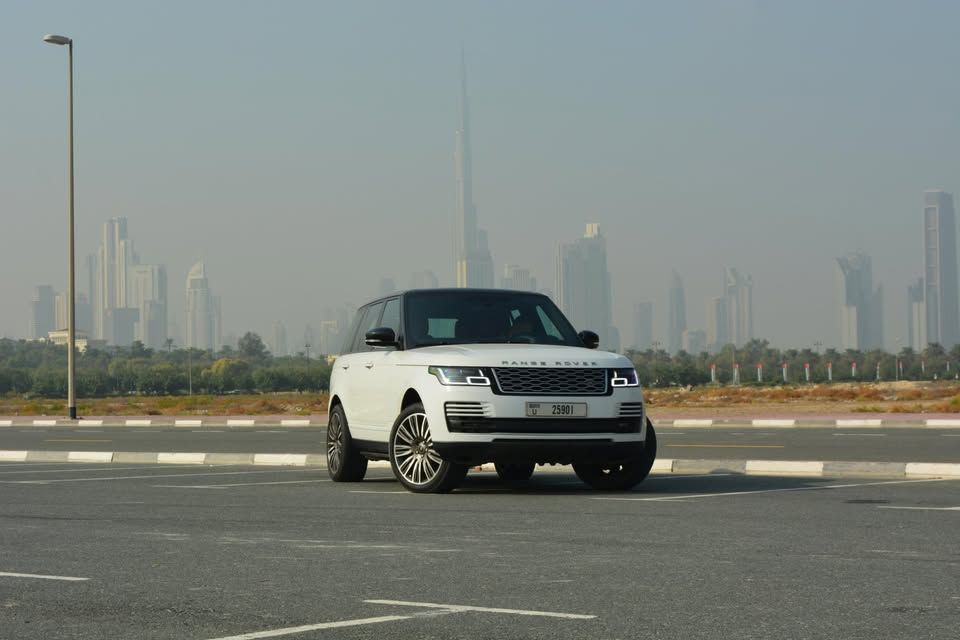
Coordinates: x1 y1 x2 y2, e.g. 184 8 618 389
3 335 959 398
0 333 330 397
628 339 960 387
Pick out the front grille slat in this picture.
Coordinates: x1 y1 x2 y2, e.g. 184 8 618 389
491 367 607 396
619 402 644 417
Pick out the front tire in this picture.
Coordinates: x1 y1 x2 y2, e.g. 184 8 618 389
326 404 368 482
389 403 467 493
572 420 657 491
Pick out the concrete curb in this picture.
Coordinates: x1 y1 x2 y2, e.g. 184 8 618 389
1 449 958 478
3 416 960 428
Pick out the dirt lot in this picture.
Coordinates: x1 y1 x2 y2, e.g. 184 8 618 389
2 382 959 417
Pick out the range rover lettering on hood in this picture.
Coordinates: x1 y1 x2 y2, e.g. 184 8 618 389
500 361 600 367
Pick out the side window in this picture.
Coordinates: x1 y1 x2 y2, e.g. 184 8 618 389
343 307 369 355
380 298 401 335
354 302 385 352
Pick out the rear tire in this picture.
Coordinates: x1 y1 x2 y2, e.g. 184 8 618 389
494 462 536 487
573 420 657 491
326 404 368 482
389 403 467 493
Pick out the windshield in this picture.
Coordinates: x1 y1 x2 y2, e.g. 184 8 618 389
404 291 582 348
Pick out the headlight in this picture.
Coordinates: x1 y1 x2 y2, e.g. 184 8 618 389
428 366 491 386
610 368 639 387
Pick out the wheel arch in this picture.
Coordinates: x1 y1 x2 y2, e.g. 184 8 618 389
400 388 422 412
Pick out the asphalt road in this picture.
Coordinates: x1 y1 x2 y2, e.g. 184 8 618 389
2 425 960 462
1 462 958 639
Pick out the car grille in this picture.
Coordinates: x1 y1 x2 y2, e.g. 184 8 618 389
491 367 608 396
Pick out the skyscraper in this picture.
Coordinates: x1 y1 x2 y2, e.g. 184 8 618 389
94 217 137 340
454 51 494 288
273 321 288 357
557 224 618 351
706 296 728 352
667 271 686 355
923 190 959 348
632 302 653 351
907 278 926 351
501 264 538 291
31 285 55 339
186 261 221 351
723 267 754 346
130 264 168 349
837 252 883 351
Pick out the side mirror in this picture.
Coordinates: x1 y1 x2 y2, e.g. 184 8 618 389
365 327 398 348
578 330 600 349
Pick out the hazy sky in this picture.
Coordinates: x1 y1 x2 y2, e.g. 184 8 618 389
3 1 960 351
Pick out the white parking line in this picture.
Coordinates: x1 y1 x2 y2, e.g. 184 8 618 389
878 506 960 511
594 478 957 502
205 615 416 640
350 490 411 495
0 571 88 582
832 433 886 437
0 470 304 484
155 479 330 489
365 599 597 620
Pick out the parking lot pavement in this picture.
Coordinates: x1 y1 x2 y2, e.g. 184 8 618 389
1 463 958 639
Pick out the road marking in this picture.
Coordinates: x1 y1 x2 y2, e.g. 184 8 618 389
0 420 11 426
67 451 113 463
942 434 960 437
906 462 960 477
364 599 597 620
175 419 203 427
926 419 960 428
752 419 796 427
75 429 104 433
280 419 311 426
32 420 58 426
45 438 112 443
0 451 28 462
158 452 206 464
155 479 331 489
254 454 307 466
832 432 885 436
836 419 882 427
0 464 199 475
350 490 411 495
647 473 732 480
0 571 88 582
879 506 960 511
672 419 713 427
0 469 300 484
666 444 785 449
204 615 415 640
227 419 256 427
594 477 956 502
255 430 290 434
81 420 103 426
125 419 152 426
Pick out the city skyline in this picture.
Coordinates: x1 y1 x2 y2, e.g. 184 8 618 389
7 3 960 352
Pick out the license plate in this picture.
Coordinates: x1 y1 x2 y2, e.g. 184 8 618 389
525 402 587 418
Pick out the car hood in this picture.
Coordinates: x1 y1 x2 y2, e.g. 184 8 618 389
394 343 632 368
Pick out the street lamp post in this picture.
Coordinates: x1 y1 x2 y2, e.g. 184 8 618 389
43 34 77 420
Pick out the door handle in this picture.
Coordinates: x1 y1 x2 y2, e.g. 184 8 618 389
364 362 374 369
341 364 349 370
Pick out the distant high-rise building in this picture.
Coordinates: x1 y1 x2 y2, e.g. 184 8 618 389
410 270 439 289
557 224 618 350
907 278 926 351
273 322 288 357
923 190 959 347
706 296 728 353
682 329 707 354
186 261 221 351
105 308 139 347
31 285 55 339
723 267 754 346
129 264 167 349
632 302 653 351
378 278 397 297
501 264 538 291
94 217 137 340
837 252 883 351
454 51 495 288
667 271 687 355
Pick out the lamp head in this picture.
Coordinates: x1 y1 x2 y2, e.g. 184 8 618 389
43 34 72 45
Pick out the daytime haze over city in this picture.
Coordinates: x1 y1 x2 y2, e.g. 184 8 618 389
5 1 960 354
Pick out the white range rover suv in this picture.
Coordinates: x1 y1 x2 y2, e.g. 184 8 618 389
327 289 655 493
